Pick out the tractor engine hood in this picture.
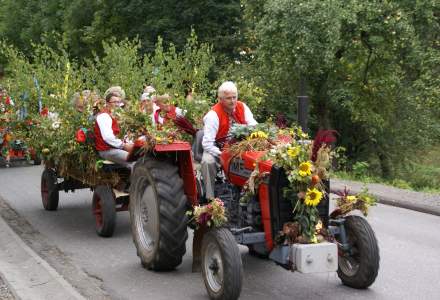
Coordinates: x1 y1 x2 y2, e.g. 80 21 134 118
220 148 273 186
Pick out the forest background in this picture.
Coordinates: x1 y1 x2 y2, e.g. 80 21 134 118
0 0 439 192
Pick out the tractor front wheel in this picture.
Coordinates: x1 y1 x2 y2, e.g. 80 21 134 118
337 215 380 289
92 185 116 237
41 169 59 210
129 158 188 271
201 227 243 300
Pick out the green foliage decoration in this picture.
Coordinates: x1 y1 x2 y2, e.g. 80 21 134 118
0 32 215 185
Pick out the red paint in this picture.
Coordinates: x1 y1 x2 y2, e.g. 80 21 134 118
221 147 277 251
178 150 198 205
154 141 191 152
258 183 274 250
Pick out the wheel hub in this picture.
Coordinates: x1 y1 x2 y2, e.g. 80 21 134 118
204 243 223 293
135 183 159 251
339 240 360 276
141 204 149 224
209 259 220 274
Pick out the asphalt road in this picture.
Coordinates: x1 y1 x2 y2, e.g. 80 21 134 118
1 165 440 300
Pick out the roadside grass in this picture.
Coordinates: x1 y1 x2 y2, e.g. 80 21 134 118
334 146 440 194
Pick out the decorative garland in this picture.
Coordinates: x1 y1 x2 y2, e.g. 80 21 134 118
187 198 227 228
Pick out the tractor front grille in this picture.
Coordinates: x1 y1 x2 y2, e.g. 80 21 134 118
268 165 329 239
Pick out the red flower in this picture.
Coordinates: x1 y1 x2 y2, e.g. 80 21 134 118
311 130 338 162
40 107 49 117
75 128 86 143
5 96 12 106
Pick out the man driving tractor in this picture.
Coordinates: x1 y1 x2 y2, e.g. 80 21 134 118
201 81 257 199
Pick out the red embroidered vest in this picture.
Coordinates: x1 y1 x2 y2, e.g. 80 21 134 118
212 101 246 140
94 111 120 151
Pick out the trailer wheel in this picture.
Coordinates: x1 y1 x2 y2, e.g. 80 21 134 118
201 227 243 300
337 215 380 289
41 169 59 210
130 158 188 270
92 185 116 237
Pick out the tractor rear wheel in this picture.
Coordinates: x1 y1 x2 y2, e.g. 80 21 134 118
337 215 380 289
201 227 243 300
92 185 116 237
41 169 59 210
129 158 188 271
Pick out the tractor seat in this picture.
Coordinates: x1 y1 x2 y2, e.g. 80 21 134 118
192 129 204 163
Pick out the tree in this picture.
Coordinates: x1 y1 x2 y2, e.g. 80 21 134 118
0 0 65 55
0 0 243 63
242 0 440 178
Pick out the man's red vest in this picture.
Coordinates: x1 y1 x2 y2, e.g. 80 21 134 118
94 111 121 151
212 101 246 140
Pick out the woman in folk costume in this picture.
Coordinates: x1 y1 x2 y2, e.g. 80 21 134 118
94 89 134 169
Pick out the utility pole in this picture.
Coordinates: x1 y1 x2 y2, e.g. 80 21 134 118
297 77 309 133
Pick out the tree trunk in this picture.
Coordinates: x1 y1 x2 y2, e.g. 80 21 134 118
311 73 332 129
377 150 393 179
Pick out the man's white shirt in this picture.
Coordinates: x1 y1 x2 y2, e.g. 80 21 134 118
96 112 124 149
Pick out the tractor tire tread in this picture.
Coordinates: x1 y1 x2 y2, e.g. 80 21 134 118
130 158 188 271
337 215 380 289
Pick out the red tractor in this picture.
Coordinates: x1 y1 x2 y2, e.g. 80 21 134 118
128 133 380 300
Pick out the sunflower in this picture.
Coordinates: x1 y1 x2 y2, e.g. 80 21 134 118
298 161 313 177
249 131 268 140
346 195 357 202
287 146 300 158
304 188 323 206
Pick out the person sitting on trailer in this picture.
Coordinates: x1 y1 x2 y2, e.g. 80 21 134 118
94 91 134 169
139 86 163 127
153 93 185 126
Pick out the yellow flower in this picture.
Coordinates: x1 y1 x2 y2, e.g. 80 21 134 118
297 128 309 139
287 146 300 158
249 131 268 140
346 195 357 202
298 161 312 177
304 188 323 207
